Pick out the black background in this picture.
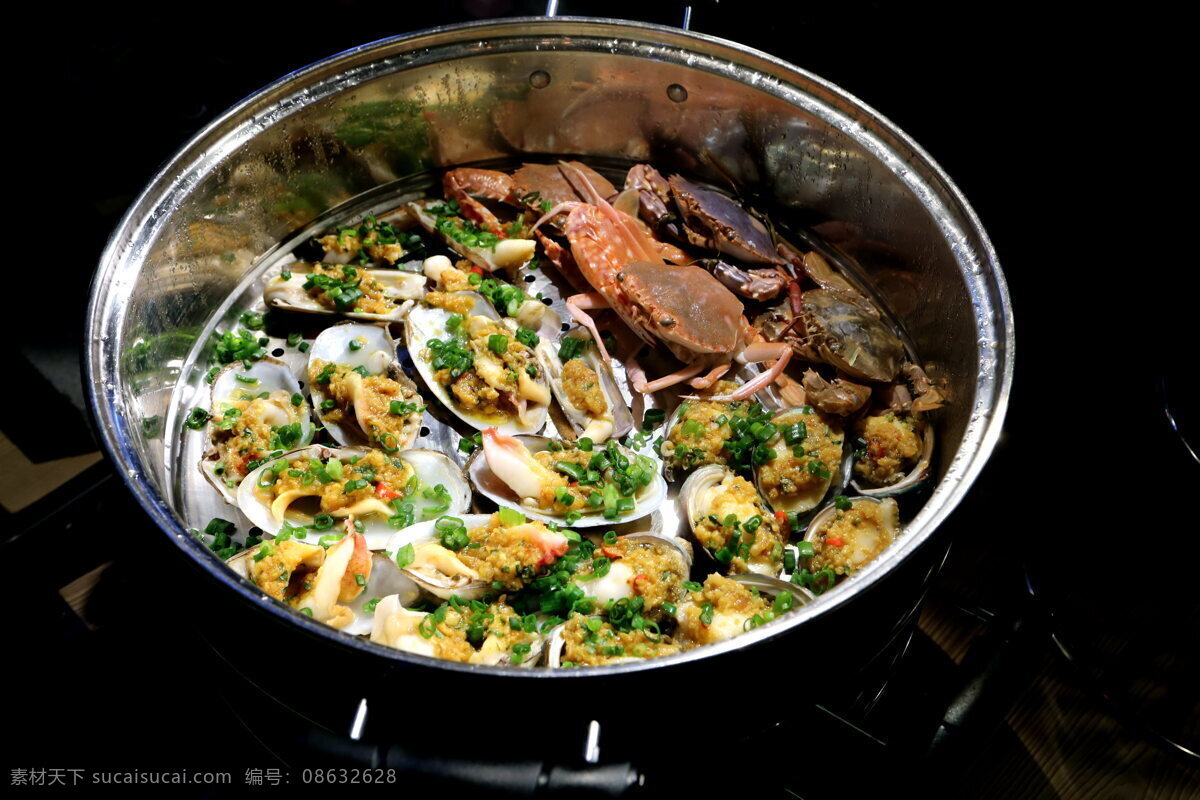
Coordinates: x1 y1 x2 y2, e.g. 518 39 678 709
11 1 1194 796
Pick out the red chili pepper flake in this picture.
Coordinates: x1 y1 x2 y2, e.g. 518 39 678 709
375 482 400 501
825 537 845 548
631 574 650 594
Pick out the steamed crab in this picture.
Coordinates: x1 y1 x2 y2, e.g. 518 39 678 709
531 162 792 399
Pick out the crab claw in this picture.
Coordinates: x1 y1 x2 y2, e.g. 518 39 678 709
480 428 560 501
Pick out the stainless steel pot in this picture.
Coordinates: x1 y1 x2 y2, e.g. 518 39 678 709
86 17 1012 677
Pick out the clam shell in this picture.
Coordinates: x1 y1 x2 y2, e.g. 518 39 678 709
577 533 693 607
405 292 550 434
672 573 814 645
409 199 536 272
228 532 420 634
370 593 546 667
535 326 633 444
849 417 934 497
678 464 783 576
236 445 470 549
801 496 901 578
263 263 425 322
382 514 493 601
307 322 425 449
200 358 313 505
467 435 668 528
753 407 850 515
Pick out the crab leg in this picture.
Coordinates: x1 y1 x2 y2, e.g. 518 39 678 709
686 349 793 402
689 363 733 389
559 161 662 264
634 362 706 393
566 292 614 363
531 201 581 233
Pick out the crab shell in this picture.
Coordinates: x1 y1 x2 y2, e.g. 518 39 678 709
753 407 851 516
535 326 634 444
616 261 747 366
404 292 551 435
263 263 426 322
801 496 901 578
668 175 783 266
678 464 783 576
467 435 669 528
408 199 536 272
849 416 935 498
236 445 470 549
798 290 904 383
199 357 313 505
228 534 420 634
307 322 424 449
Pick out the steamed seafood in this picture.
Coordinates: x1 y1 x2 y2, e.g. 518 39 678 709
185 157 945 668
471 430 667 526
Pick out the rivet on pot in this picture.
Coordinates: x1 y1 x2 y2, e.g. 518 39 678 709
667 83 688 102
529 70 551 89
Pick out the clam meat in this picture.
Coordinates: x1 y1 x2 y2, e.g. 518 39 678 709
307 322 425 450
199 358 313 504
469 431 668 527
237 445 470 549
405 290 551 434
680 464 787 575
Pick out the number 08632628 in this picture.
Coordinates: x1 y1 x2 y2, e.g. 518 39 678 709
300 768 396 784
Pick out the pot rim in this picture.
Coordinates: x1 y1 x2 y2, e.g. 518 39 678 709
85 16 1014 677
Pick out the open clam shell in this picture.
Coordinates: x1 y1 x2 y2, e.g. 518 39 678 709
381 514 493 601
535 326 633 444
801 496 901 580
236 445 470 549
263 262 425 322
673 573 814 646
468 434 668 528
370 594 547 667
409 199 536 272
849 415 934 497
307 322 425 449
576 533 693 609
228 534 420 634
754 407 850 515
199 357 313 505
679 464 786 576
405 291 550 435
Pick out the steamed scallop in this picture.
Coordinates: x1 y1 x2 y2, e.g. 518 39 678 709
545 616 683 668
236 445 470 549
469 431 668 527
849 411 934 497
754 407 848 514
383 511 570 600
409 199 536 272
404 291 550 434
371 594 546 666
199 358 313 504
307 322 425 450
680 464 787 576
802 496 900 579
229 532 421 634
673 573 812 647
536 327 633 444
574 533 692 612
263 261 425 322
